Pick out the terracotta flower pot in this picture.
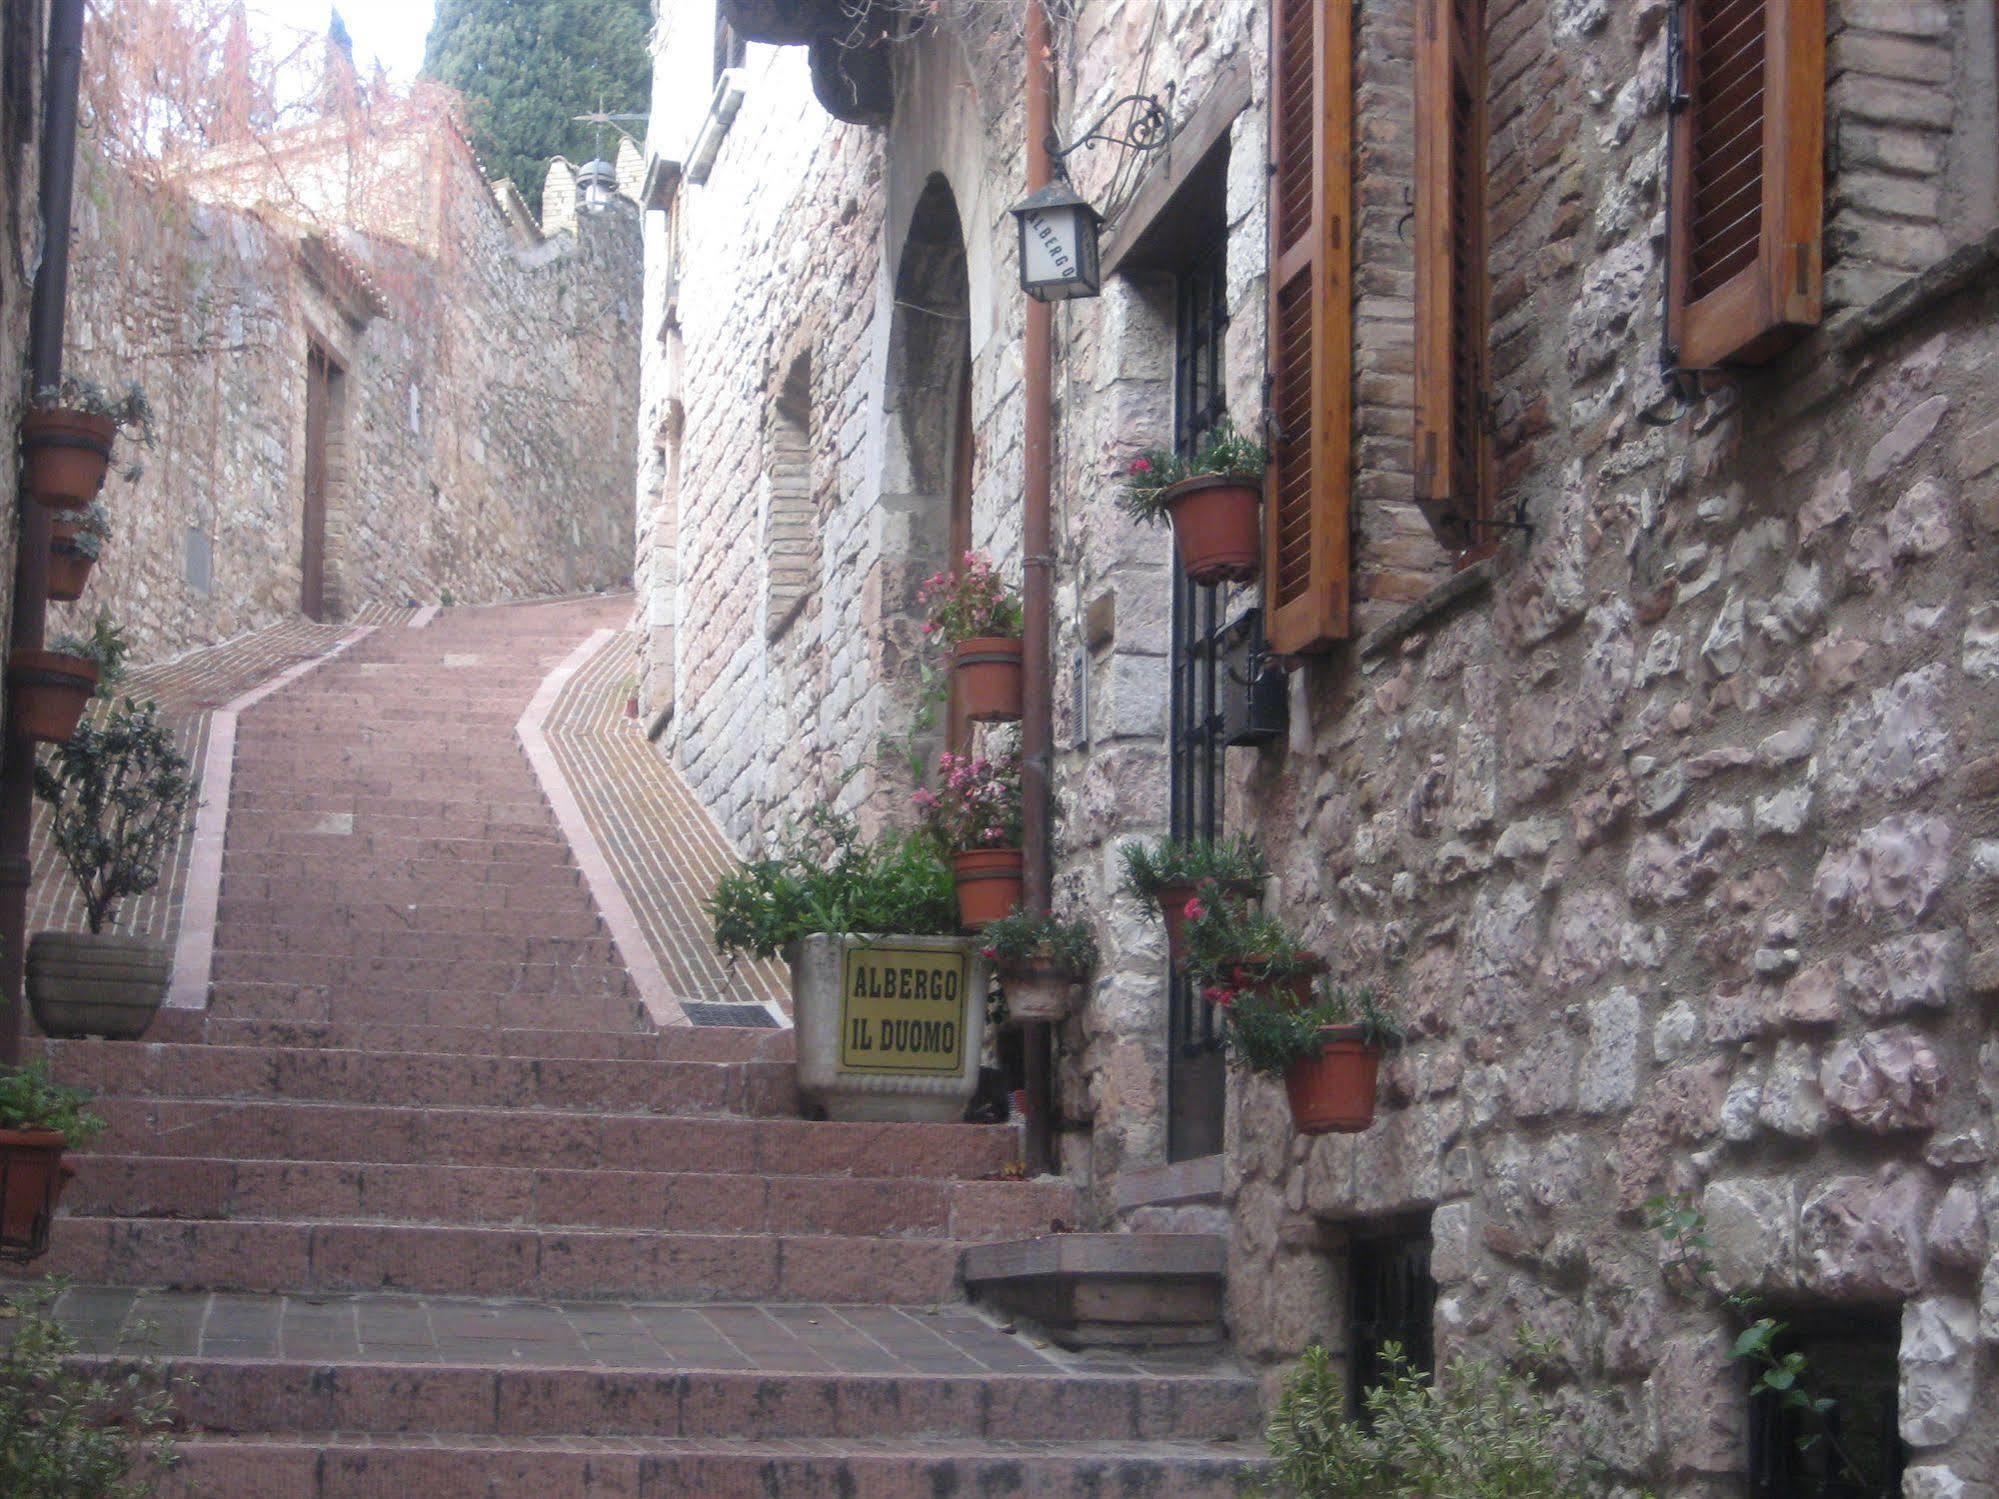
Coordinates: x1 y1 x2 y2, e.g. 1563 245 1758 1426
1282 1025 1382 1135
20 408 116 510
1156 877 1264 968
953 847 1024 930
951 636 1023 724
47 543 93 603
0 1128 72 1262
1163 473 1262 585
998 956 1080 1023
5 649 99 743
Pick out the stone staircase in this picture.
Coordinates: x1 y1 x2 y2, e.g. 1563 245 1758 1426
11 598 1261 1496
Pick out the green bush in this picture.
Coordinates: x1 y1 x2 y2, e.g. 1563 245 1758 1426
0 1067 103 1144
1263 1343 1608 1497
709 808 958 962
1218 988 1396 1080
977 907 1098 975
0 1280 179 1497
34 699 194 935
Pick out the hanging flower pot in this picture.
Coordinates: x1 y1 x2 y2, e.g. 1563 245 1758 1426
5 650 99 743
0 1129 73 1262
1164 473 1262 585
47 539 93 604
1230 953 1328 1012
46 504 107 605
951 636 1024 724
1156 877 1265 968
1282 1025 1383 1135
19 408 116 510
952 847 1024 930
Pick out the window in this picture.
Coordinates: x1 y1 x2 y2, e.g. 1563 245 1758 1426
1666 0 1825 369
1348 1230 1436 1414
1413 0 1491 558
1749 1314 1904 1498
1167 244 1230 1164
1264 0 1353 654
764 355 816 642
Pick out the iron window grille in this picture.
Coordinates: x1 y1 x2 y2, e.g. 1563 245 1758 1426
1347 1230 1436 1416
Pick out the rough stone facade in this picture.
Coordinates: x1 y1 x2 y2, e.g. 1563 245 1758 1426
646 1 1999 1488
53 110 640 662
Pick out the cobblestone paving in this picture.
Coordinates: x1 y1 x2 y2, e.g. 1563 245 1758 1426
542 627 789 1014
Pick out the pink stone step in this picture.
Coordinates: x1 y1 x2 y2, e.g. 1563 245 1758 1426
83 1098 1022 1177
220 853 584 888
217 879 600 913
205 928 625 964
28 1219 967 1300
202 981 648 1030
149 1015 789 1063
65 1157 1074 1239
228 794 552 820
36 1041 793 1116
214 899 608 940
152 1437 1256 1499
75 1354 1257 1443
207 952 633 997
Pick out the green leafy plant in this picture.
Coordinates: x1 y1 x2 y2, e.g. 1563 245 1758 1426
1218 985 1398 1080
1115 835 1268 909
1181 895 1320 995
977 907 1098 976
709 807 958 962
45 615 131 697
30 379 156 481
913 751 1022 854
918 550 1023 646
1646 1197 1862 1476
0 1066 104 1143
1262 1342 1608 1497
1117 415 1269 525
54 505 111 565
34 699 195 935
0 1279 179 1496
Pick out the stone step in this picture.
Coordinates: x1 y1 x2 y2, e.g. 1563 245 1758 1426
152 1435 1257 1497
219 855 585 890
962 1234 1230 1350
224 811 563 841
207 953 634 999
84 1098 1020 1178
144 1014 787 1063
28 1218 968 1301
223 830 569 859
35 1041 793 1117
205 929 626 964
215 879 601 914
202 981 648 1030
65 1157 1074 1240
213 898 608 940
227 794 553 820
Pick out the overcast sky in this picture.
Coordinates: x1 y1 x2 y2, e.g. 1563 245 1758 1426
250 0 437 80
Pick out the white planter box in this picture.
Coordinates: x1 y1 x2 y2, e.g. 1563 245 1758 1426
790 933 988 1123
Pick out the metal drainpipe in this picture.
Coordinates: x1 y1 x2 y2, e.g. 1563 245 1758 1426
1020 0 1056 1174
0 0 88 1066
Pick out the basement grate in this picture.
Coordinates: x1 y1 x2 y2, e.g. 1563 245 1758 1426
679 1002 781 1029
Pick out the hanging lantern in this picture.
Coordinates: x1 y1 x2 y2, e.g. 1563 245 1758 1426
1009 180 1103 302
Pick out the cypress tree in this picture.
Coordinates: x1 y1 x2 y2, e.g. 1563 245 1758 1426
421 0 651 202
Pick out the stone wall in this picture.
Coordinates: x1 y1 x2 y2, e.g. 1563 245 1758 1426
650 1 1999 1488
52 115 639 664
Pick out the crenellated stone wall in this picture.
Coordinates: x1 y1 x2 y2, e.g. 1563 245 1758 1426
51 112 640 665
648 1 1999 1488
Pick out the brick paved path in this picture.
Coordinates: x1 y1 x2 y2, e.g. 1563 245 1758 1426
12 596 1260 1495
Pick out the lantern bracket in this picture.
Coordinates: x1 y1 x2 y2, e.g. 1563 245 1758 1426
1046 91 1175 179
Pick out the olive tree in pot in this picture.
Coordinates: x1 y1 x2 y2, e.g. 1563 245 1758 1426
0 1065 102 1261
979 907 1097 1024
29 697 194 1041
710 808 986 1122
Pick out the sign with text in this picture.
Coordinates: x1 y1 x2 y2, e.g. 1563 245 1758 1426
838 944 968 1075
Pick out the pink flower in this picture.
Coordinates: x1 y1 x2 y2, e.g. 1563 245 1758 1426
981 947 998 960
1203 985 1235 1009
1130 457 1152 476
1182 898 1207 923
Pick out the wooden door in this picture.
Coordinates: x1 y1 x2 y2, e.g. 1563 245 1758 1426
301 345 331 621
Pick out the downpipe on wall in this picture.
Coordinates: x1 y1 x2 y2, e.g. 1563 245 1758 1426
0 0 86 1065
1020 0 1056 1174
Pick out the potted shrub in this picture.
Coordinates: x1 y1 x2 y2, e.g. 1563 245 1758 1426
1184 895 1329 1011
0 1064 102 1262
20 377 153 510
711 807 987 1122
920 550 1024 724
916 750 1024 930
1117 834 1268 965
1118 416 1269 585
29 697 194 1041
48 501 110 603
980 906 1098 1024
5 613 126 746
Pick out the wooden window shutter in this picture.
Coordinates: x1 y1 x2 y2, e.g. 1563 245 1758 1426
1264 0 1352 655
1413 0 1490 557
1667 0 1825 370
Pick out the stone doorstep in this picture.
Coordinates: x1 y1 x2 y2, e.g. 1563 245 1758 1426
1113 1155 1224 1213
962 1233 1229 1350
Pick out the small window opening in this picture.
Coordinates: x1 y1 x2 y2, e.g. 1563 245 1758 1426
1748 1312 1905 1499
1348 1227 1436 1417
